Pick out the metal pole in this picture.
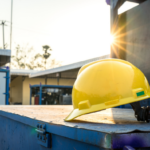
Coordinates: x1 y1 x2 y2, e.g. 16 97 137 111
30 86 32 105
2 22 3 48
9 0 13 83
6 70 10 105
10 0 13 50
2 22 5 49
39 86 42 105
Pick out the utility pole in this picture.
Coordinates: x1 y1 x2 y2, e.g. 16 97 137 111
10 0 13 50
0 21 7 49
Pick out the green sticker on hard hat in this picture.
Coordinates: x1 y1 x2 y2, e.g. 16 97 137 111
136 91 145 97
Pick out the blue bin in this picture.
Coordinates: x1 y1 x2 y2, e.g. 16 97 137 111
0 106 150 150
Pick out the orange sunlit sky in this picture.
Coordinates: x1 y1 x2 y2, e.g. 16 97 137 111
0 0 138 66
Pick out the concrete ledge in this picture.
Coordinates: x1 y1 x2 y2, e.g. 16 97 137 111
0 49 11 56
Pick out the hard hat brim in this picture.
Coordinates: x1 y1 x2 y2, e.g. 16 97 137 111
65 93 150 121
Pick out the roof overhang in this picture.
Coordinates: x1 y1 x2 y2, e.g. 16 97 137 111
10 69 38 76
29 55 110 78
0 49 11 66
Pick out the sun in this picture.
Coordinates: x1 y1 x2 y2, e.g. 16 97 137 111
109 34 115 45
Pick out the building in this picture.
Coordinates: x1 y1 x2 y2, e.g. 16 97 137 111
0 49 11 105
10 55 109 105
109 0 150 81
0 49 11 66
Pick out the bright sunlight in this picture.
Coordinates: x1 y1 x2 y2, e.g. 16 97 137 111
109 34 115 45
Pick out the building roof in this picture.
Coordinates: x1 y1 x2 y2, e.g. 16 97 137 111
0 49 11 66
29 54 109 78
0 49 11 56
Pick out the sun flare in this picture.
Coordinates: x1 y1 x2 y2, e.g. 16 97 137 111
109 34 115 45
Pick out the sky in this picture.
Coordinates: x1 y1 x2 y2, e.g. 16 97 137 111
0 0 138 66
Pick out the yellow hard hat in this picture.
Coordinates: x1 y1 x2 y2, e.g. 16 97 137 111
65 59 150 121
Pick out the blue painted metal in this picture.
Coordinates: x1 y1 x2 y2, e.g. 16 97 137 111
123 146 135 150
50 133 102 150
112 133 150 149
1 108 150 149
39 84 42 105
0 109 150 149
0 114 40 150
0 112 106 150
30 85 32 105
31 84 73 88
0 110 109 148
1 109 150 149
36 123 51 148
2 108 150 134
5 67 10 105
0 68 10 105
36 123 46 134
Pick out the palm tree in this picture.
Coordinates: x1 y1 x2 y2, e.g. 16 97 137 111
11 45 37 69
34 45 52 69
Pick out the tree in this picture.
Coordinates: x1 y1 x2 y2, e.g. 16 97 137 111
11 44 62 70
26 58 38 70
0 43 8 49
34 45 52 69
11 44 35 69
11 45 26 69
48 59 62 68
